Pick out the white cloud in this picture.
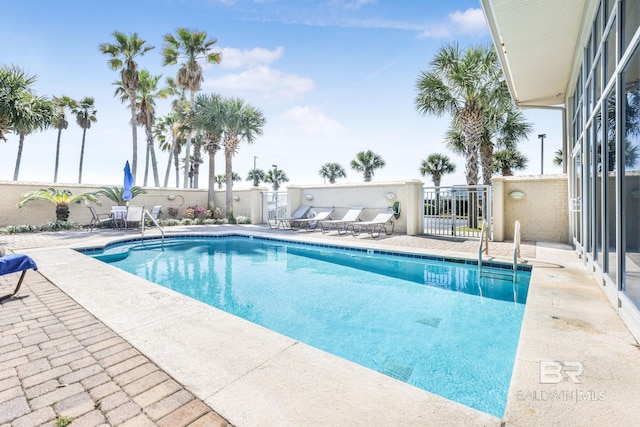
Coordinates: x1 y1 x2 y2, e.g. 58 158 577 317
219 46 284 69
206 65 314 99
418 8 488 39
281 106 346 135
331 0 377 10
449 8 488 35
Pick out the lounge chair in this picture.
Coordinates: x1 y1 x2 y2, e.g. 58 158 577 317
290 208 334 231
269 205 311 229
348 212 395 238
319 207 364 235
87 206 113 232
0 252 38 301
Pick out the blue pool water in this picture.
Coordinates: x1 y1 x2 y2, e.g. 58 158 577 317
86 235 531 417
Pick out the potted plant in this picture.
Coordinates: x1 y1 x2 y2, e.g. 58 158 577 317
18 188 102 222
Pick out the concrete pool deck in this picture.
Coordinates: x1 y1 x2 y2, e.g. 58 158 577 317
1 225 639 426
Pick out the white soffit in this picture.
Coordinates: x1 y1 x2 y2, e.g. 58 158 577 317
481 0 586 107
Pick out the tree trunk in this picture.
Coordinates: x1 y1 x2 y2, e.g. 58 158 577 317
129 88 138 184
207 146 216 210
13 134 25 181
183 91 195 189
78 128 87 184
56 203 70 222
225 146 234 218
163 138 175 188
54 128 62 183
480 142 494 186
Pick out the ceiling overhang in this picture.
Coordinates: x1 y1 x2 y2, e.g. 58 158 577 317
480 0 587 107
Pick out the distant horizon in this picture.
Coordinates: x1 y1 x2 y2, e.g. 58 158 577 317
1 0 564 189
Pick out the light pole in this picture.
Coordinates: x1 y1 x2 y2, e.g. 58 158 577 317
538 134 546 175
272 164 277 192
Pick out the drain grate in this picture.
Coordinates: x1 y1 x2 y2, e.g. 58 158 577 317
415 315 442 328
378 358 414 382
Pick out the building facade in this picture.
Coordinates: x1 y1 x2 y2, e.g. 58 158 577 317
482 0 640 340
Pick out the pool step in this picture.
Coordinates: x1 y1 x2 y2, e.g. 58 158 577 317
378 358 414 382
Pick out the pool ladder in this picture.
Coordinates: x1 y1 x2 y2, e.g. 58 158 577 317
478 220 520 283
140 209 165 250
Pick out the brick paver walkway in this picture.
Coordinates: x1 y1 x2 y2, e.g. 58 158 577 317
0 269 230 427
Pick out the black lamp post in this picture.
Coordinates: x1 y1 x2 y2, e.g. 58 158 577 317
538 134 546 174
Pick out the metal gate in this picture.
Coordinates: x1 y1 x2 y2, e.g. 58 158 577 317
261 192 288 224
422 185 492 239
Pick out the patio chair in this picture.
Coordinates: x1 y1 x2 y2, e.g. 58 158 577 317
125 206 144 229
348 212 395 238
290 208 335 231
269 205 312 230
319 207 364 235
149 205 162 221
0 253 38 301
87 206 112 232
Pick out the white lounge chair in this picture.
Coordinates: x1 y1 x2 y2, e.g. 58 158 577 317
125 206 144 229
290 208 334 231
269 205 311 229
319 207 363 235
348 212 395 238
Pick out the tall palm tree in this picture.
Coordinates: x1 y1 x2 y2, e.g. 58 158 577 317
420 153 456 187
126 70 168 187
100 31 154 183
162 28 221 189
155 112 183 188
350 150 385 182
0 65 40 141
246 168 265 187
221 97 266 218
193 93 224 208
11 93 54 181
415 43 510 187
319 162 346 184
493 148 528 176
264 168 289 191
52 96 77 183
72 97 97 184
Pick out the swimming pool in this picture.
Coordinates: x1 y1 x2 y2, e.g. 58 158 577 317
86 235 531 417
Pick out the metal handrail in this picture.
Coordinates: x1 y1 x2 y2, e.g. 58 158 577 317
141 209 165 250
513 220 521 281
478 220 490 276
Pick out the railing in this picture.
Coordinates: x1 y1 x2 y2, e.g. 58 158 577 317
141 209 165 250
478 219 520 284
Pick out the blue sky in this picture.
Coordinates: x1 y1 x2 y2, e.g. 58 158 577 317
0 0 563 188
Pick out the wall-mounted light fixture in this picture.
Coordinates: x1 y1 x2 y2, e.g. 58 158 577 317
166 194 185 206
233 195 240 201
509 190 525 200
305 194 314 201
385 192 396 200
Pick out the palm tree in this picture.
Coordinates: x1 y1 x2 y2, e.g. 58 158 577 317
72 97 97 184
246 168 265 187
264 168 289 191
155 112 184 188
415 43 510 187
420 154 456 187
162 28 221 189
52 96 77 183
11 93 54 181
220 97 266 218
100 31 154 183
18 188 101 222
125 70 168 187
553 149 564 166
94 185 147 206
215 172 241 189
319 162 346 184
493 148 528 176
0 65 41 140
420 153 456 215
193 93 224 208
350 150 385 182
